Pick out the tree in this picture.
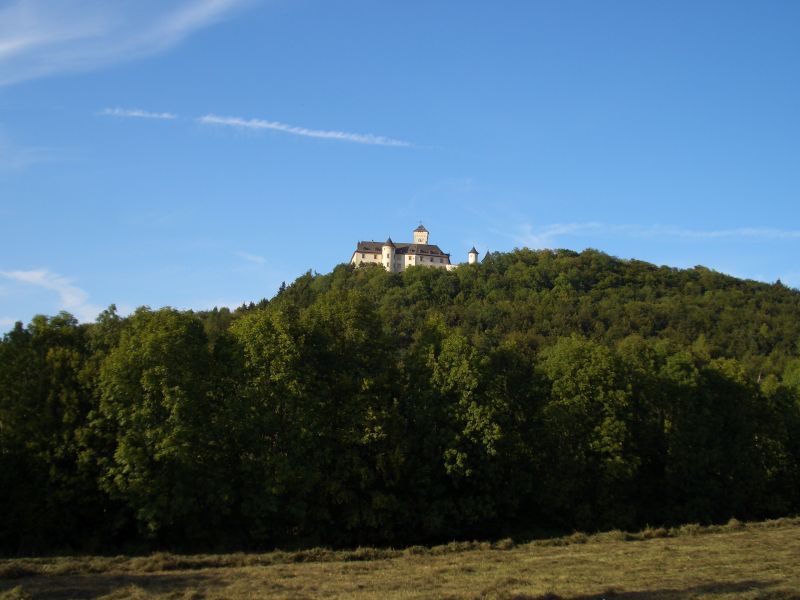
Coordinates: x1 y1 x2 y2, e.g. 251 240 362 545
535 336 639 529
0 313 105 553
97 308 233 545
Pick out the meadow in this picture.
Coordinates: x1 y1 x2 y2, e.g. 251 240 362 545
1 517 798 599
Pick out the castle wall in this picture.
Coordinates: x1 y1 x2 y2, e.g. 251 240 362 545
352 226 455 272
351 252 382 266
351 252 452 272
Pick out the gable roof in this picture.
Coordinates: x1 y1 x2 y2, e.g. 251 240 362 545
356 241 384 253
355 240 450 259
394 243 449 257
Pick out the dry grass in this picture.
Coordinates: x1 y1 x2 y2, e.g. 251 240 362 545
1 517 799 599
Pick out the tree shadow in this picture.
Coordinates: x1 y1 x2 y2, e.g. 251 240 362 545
0 571 230 599
4 575 799 600
521 579 800 600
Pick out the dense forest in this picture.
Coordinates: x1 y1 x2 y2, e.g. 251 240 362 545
2 248 800 555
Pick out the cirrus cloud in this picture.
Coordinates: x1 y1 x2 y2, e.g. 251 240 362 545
0 0 255 86
199 114 412 147
0 268 101 322
512 222 800 249
98 109 413 148
101 107 177 120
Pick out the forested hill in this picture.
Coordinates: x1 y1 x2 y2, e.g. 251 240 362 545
268 248 800 378
2 248 800 554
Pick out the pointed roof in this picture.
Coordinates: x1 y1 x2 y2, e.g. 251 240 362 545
469 246 479 254
414 224 428 232
383 237 396 248
482 249 491 262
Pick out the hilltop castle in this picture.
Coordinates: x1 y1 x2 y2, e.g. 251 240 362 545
351 225 478 273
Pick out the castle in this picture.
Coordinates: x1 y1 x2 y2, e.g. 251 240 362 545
351 224 478 273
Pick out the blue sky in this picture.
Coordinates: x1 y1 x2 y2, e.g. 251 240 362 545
1 0 799 329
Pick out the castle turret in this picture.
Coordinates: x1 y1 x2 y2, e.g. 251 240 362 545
413 224 429 244
468 246 479 265
382 237 396 272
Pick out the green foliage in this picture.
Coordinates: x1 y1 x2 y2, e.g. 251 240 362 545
535 337 638 529
2 249 800 553
96 308 236 545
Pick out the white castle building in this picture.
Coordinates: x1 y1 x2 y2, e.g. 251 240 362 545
351 225 478 273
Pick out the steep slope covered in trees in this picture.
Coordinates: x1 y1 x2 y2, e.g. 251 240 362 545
2 249 800 554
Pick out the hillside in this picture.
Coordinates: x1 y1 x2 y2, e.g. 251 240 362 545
271 248 800 377
2 249 800 554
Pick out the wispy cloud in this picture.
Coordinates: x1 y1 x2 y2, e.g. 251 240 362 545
513 223 604 248
0 132 62 171
651 226 800 241
127 210 182 228
512 223 800 248
0 317 15 329
199 114 412 147
97 110 412 148
0 0 254 86
0 269 101 322
101 107 177 120
236 251 266 265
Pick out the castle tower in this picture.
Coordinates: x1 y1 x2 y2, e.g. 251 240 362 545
468 246 479 265
413 224 429 244
382 237 396 272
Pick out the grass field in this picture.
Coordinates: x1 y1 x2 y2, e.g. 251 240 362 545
1 518 799 599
